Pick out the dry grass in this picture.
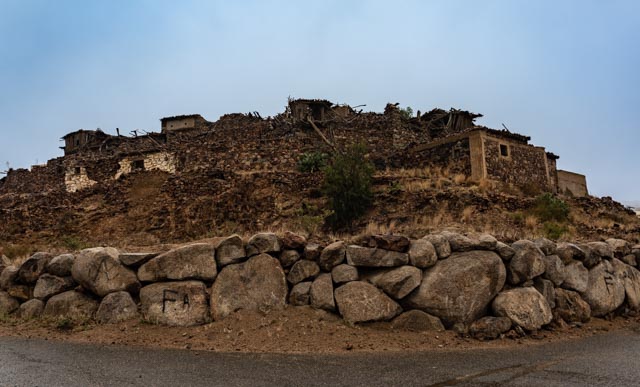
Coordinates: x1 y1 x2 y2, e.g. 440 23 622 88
461 206 475 223
403 180 432 193
453 174 467 185
363 220 399 235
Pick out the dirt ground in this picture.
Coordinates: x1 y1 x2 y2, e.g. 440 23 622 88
1 306 638 354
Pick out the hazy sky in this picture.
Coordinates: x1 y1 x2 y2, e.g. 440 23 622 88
1 1 638 201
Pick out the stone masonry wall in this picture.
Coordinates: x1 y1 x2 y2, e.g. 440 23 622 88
64 167 97 193
115 152 176 180
2 231 638 340
404 138 472 176
484 135 552 190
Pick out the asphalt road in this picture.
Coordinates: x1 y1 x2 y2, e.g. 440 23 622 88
0 331 639 386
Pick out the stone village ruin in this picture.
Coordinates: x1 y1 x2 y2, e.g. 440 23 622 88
0 97 588 197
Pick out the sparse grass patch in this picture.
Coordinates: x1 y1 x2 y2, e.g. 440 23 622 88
55 317 76 331
461 206 475 223
2 244 34 262
60 235 90 251
542 221 569 240
453 174 467 185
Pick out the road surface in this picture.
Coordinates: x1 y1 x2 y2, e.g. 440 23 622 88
0 331 638 386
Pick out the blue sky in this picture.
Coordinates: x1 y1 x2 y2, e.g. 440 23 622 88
0 0 638 202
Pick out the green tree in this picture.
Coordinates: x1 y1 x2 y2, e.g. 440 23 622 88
399 106 414 120
322 143 374 227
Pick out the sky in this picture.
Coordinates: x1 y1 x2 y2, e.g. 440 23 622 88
0 0 638 202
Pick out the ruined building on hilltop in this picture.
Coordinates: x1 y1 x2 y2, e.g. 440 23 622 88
0 97 588 197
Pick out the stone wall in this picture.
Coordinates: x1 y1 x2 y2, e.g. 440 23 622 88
64 166 97 193
115 152 176 180
405 137 472 176
1 231 638 340
558 170 588 197
0 159 65 193
484 135 553 190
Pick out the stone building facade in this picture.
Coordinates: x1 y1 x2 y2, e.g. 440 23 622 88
557 170 588 197
0 97 586 197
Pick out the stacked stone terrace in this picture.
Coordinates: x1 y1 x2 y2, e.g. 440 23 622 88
1 231 639 339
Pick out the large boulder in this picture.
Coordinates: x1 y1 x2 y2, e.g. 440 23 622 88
0 291 19 315
358 234 410 252
96 291 140 324
334 281 401 324
286 260 320 285
289 282 312 306
422 234 451 259
606 238 631 259
368 266 422 300
391 310 444 332
346 246 408 267
577 244 602 269
508 240 546 285
72 247 140 297
554 288 591 323
118 253 158 268
611 258 640 310
556 243 585 264
215 235 246 267
279 250 300 268
17 299 44 319
562 261 589 293
408 239 437 269
534 278 556 309
542 255 565 286
43 290 98 320
440 231 497 252
621 254 637 267
8 285 32 301
318 241 346 272
210 254 287 320
280 231 306 250
495 242 516 261
585 242 614 260
0 267 18 290
46 254 75 277
404 250 506 325
534 238 557 256
137 243 217 282
331 264 358 284
469 317 512 340
309 273 335 311
303 243 323 262
245 233 280 257
33 274 75 301
140 281 209 326
579 260 625 316
492 287 553 331
17 252 53 284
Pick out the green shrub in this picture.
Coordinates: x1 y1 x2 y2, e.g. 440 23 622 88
399 106 414 120
297 151 329 173
542 221 568 240
322 143 374 227
532 193 569 223
60 236 90 251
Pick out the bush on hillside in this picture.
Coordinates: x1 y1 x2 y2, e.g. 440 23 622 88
322 143 374 228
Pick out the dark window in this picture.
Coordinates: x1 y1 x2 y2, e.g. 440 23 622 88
130 160 145 171
500 144 509 157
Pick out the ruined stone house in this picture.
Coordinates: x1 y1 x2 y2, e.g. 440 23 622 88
0 97 588 198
